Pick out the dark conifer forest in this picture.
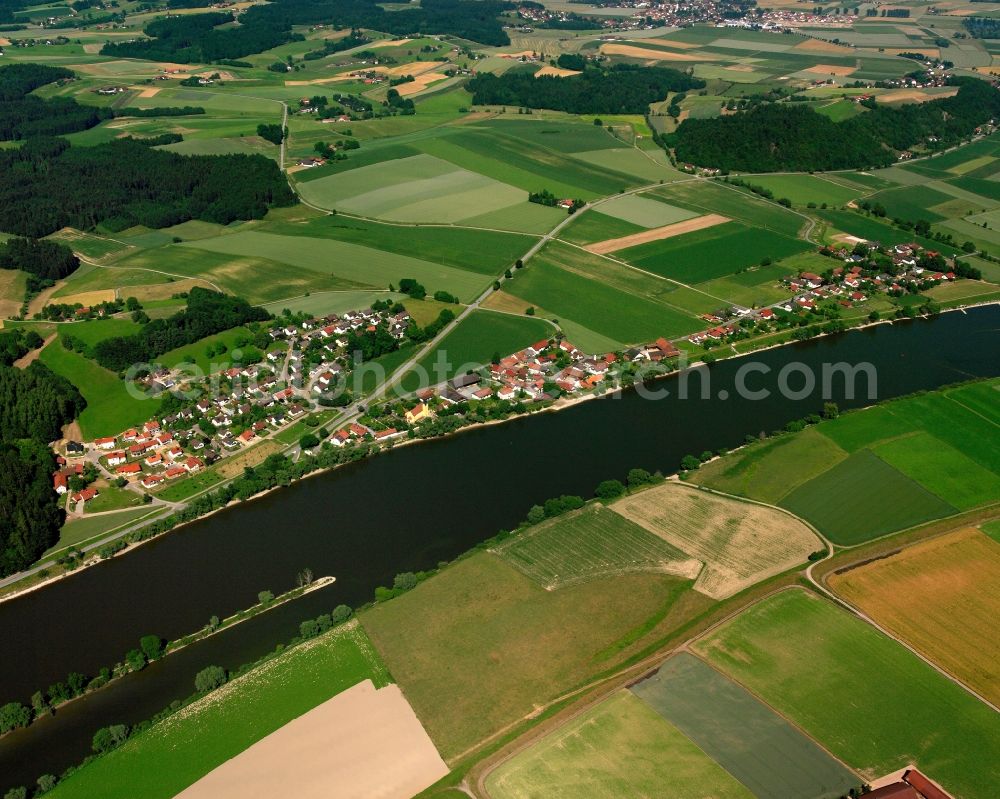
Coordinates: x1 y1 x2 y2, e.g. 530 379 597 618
671 79 1000 172
0 136 297 237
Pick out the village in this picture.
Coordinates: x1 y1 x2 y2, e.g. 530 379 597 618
49 232 971 515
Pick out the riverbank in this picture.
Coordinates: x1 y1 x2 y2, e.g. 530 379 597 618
0 307 996 791
0 577 335 747
1 299 996 607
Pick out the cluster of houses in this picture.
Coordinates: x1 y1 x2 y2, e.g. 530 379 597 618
53 306 416 499
683 241 958 345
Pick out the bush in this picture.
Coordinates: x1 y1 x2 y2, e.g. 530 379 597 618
194 665 227 692
526 504 546 524
91 723 129 753
298 433 320 450
393 572 417 591
627 468 654 488
258 589 274 605
680 455 701 471
595 479 625 501
139 634 164 661
331 604 352 624
0 701 30 734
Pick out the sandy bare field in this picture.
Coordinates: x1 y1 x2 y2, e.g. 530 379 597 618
806 64 856 76
369 38 414 49
500 50 539 59
884 47 940 58
136 87 161 97
793 38 852 54
285 75 358 86
535 65 581 78
879 87 958 104
586 213 729 254
647 38 701 50
58 289 117 307
599 44 701 62
395 72 449 96
0 270 23 319
611 482 821 599
0 37 11 46
384 60 444 77
177 680 449 799
829 527 1000 705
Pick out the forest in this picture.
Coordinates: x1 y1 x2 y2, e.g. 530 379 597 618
92 288 271 372
0 63 110 141
963 17 1000 39
101 12 299 63
0 237 80 282
0 136 296 237
0 364 86 576
241 0 513 47
467 64 704 114
671 79 1000 171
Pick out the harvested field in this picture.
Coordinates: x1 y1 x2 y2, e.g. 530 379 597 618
368 38 413 48
486 691 753 799
394 72 448 96
586 213 729 254
596 194 698 228
878 88 957 104
599 44 701 61
56 289 117 307
176 680 448 799
829 527 1000 705
632 654 858 799
137 87 161 97
805 64 856 76
492 504 700 590
0 269 26 319
215 441 286 478
793 38 853 53
534 65 581 78
611 482 821 599
122 277 217 302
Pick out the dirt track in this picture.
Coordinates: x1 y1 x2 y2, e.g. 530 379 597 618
586 214 729 254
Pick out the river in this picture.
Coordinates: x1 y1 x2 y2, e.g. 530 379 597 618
1 306 998 791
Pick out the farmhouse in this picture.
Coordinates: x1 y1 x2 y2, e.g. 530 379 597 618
71 487 98 503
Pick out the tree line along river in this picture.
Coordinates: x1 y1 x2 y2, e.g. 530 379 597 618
1 305 998 791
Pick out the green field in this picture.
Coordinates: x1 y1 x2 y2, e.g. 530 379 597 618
691 427 848 504
559 211 646 246
504 243 702 350
780 449 956 545
595 194 698 228
652 180 806 238
696 590 1000 799
179 231 490 302
156 326 253 375
739 174 863 207
43 507 161 559
493 504 692 590
873 431 1000 510
83 486 145 514
261 290 407 318
49 623 389 799
486 690 754 799
40 343 162 439
361 551 699 761
631 653 858 799
405 309 551 385
261 215 532 274
618 222 810 284
295 153 528 222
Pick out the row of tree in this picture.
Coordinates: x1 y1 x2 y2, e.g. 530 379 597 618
468 64 705 114
671 78 1000 172
0 136 297 238
0 63 110 141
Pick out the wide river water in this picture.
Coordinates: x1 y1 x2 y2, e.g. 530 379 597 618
1 305 998 790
